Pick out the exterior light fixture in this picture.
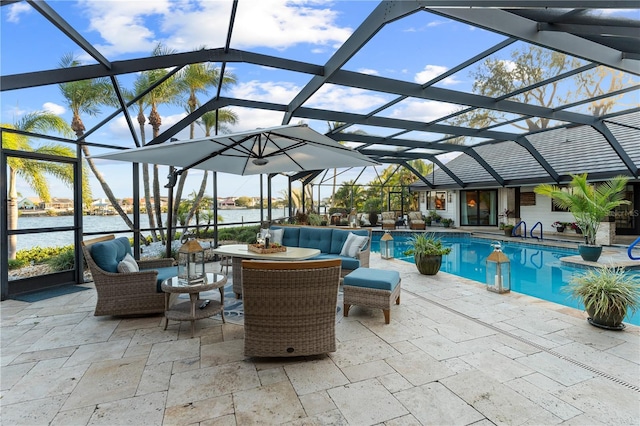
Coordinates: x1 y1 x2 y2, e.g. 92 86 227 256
486 241 510 294
380 231 394 259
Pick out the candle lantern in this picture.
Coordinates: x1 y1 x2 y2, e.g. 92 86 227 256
486 241 510 293
380 231 394 259
178 237 206 285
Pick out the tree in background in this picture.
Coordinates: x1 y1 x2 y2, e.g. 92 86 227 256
326 122 367 208
58 54 131 228
456 45 630 132
169 53 238 243
2 112 91 259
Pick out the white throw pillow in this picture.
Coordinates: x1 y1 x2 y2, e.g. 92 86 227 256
117 253 139 273
340 232 369 258
262 228 284 245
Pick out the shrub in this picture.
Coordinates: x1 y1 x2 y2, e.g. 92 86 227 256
8 258 28 270
46 247 75 271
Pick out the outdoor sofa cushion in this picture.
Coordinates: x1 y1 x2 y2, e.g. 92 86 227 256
270 225 370 272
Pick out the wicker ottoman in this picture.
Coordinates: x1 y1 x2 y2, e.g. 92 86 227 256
343 268 401 324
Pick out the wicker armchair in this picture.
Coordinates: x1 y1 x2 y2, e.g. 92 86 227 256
82 235 175 316
381 211 397 230
241 259 342 357
408 211 426 230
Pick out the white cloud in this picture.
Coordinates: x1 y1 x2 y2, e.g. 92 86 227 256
7 2 31 23
79 0 353 58
42 102 65 115
307 85 389 113
414 65 461 86
387 99 459 122
357 68 379 76
78 0 172 56
231 80 301 104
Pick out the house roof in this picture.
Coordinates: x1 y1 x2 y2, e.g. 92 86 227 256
410 111 640 190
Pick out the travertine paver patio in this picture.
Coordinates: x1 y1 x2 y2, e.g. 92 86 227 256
1 255 638 425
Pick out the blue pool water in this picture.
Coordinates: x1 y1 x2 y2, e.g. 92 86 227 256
371 234 640 326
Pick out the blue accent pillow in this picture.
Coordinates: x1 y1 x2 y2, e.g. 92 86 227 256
90 237 132 273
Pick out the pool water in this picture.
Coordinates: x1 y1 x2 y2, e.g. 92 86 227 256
371 234 640 326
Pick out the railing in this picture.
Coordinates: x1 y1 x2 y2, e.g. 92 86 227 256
513 220 526 238
530 221 543 240
628 236 640 260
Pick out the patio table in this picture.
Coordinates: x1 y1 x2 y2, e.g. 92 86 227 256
211 244 320 298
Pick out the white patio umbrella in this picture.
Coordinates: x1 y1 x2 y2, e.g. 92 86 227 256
92 124 379 174
92 124 379 257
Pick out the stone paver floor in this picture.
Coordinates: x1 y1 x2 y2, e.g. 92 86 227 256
2 256 638 425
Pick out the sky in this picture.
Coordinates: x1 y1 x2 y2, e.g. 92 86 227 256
2 1 638 202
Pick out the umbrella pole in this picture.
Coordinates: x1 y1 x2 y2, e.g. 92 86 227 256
166 166 175 259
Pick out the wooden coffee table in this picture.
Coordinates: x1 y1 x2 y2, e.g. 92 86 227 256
161 272 227 337
211 244 320 298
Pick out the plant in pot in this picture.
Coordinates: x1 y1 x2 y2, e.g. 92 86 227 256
368 211 379 227
503 224 515 237
534 173 629 262
565 265 640 330
551 221 566 232
441 218 453 228
404 233 452 275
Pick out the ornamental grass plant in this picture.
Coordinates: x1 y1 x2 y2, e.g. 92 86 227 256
565 266 640 323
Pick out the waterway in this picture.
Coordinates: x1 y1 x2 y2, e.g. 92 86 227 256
13 209 279 251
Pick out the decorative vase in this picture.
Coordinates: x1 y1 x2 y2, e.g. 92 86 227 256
414 253 443 275
586 305 626 330
578 244 603 262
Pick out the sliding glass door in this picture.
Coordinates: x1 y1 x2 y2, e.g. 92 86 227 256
460 190 497 226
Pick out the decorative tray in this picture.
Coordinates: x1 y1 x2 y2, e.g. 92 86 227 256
247 244 287 254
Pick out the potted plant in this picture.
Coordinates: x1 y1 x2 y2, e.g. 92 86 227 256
570 222 583 234
551 221 566 232
565 266 640 330
404 233 452 275
441 218 453 228
428 210 442 224
368 211 379 227
534 173 629 262
503 224 515 236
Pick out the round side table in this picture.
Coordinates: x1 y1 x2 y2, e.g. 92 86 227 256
161 272 227 337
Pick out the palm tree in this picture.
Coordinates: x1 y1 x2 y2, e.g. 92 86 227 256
2 112 91 259
169 56 238 243
534 174 629 246
326 122 367 207
125 72 160 241
146 43 183 243
57 54 133 229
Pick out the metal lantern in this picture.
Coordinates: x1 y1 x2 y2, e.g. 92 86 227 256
178 238 206 285
380 231 394 259
486 241 510 293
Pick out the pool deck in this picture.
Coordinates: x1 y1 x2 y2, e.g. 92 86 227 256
1 253 639 425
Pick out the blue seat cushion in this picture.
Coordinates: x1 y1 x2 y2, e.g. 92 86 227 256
91 237 131 273
141 266 178 292
298 227 332 253
275 226 300 247
344 268 400 291
312 254 360 271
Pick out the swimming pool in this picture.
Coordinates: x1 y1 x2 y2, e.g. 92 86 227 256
371 233 640 326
